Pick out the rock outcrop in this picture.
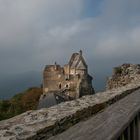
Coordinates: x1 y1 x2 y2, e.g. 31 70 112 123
106 64 140 90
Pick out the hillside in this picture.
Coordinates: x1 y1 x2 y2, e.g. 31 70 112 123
0 87 42 121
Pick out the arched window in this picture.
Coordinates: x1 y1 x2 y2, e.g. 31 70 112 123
59 83 61 89
65 84 69 88
77 74 80 79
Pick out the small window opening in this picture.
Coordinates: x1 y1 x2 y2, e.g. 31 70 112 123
59 83 61 89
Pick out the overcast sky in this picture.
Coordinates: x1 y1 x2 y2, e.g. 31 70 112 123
0 0 140 98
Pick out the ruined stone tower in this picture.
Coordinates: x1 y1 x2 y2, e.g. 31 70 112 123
38 50 95 108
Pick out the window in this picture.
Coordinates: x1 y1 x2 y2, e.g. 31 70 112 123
65 84 69 88
59 83 61 89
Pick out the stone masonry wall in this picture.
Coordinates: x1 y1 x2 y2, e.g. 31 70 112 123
106 64 140 90
1 80 140 140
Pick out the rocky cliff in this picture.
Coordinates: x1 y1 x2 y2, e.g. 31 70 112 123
106 64 140 90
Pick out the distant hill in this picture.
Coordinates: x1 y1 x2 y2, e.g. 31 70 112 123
0 87 42 121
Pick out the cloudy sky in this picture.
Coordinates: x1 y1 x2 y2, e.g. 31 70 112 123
0 0 140 99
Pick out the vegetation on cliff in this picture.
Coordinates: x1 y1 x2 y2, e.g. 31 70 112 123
0 87 42 121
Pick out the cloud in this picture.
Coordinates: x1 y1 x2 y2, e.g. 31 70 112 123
0 0 84 73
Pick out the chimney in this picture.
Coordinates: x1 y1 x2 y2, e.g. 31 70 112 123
54 61 57 70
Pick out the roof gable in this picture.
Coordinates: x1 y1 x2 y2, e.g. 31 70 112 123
69 53 79 67
68 52 87 69
70 55 80 68
76 59 87 70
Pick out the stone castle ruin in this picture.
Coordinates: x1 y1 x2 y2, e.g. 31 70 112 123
38 50 95 108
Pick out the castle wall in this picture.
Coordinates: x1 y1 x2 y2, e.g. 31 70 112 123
79 76 94 97
70 68 75 75
64 64 70 75
43 67 94 98
43 69 77 97
75 69 87 76
43 65 65 93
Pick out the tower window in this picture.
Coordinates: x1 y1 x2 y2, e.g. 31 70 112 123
65 84 69 88
59 83 61 89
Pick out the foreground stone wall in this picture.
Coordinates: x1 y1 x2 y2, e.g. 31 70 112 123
1 80 140 140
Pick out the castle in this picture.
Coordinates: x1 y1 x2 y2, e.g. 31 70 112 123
38 50 94 108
